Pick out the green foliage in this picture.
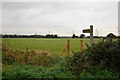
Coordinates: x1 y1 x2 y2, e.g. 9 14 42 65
36 54 62 66
92 70 118 78
106 33 116 38
2 64 43 79
86 39 120 72
68 39 120 77
2 45 75 78
69 51 89 76
2 60 75 79
2 38 120 78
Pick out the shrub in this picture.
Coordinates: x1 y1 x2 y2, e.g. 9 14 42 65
69 39 120 77
69 51 89 76
86 39 120 72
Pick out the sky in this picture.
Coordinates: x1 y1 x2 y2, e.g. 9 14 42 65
118 1 120 36
1 0 119 36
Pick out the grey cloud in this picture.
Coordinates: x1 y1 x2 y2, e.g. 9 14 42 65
118 1 120 36
2 2 118 36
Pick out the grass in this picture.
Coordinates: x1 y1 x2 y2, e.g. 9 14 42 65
2 63 76 79
2 38 119 79
2 54 76 78
4 38 116 79
2 38 101 55
2 64 118 79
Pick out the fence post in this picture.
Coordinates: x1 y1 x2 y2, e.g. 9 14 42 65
80 40 84 52
60 39 70 57
67 39 70 57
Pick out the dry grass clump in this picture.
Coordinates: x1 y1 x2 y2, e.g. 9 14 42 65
2 44 55 66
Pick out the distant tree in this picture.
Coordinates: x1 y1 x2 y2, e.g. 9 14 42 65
45 34 58 38
86 36 90 38
0 34 2 38
54 35 58 38
72 34 76 38
80 34 85 38
106 33 116 38
13 34 18 38
117 36 120 38
45 34 51 38
94 36 100 38
72 34 78 38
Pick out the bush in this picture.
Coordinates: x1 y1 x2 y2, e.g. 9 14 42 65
69 39 120 77
69 51 89 76
86 39 120 72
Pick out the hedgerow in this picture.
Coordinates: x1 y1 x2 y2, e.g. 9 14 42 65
69 39 120 77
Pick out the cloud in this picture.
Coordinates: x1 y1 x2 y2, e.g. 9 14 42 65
118 1 120 36
2 2 118 36
2 0 119 2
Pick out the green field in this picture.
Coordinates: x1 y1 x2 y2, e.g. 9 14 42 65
2 38 120 78
2 38 101 55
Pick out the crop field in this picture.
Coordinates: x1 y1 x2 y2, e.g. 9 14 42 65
2 38 101 55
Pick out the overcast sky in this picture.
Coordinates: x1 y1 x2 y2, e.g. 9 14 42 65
1 1 119 36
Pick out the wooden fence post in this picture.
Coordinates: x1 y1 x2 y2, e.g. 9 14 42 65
61 39 70 57
67 39 70 57
80 40 84 52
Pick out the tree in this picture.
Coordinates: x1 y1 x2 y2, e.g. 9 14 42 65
72 34 78 38
80 34 85 38
72 34 76 38
54 35 58 38
106 33 116 38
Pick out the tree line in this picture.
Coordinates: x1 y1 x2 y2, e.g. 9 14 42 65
1 34 59 38
72 33 120 38
0 33 120 38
